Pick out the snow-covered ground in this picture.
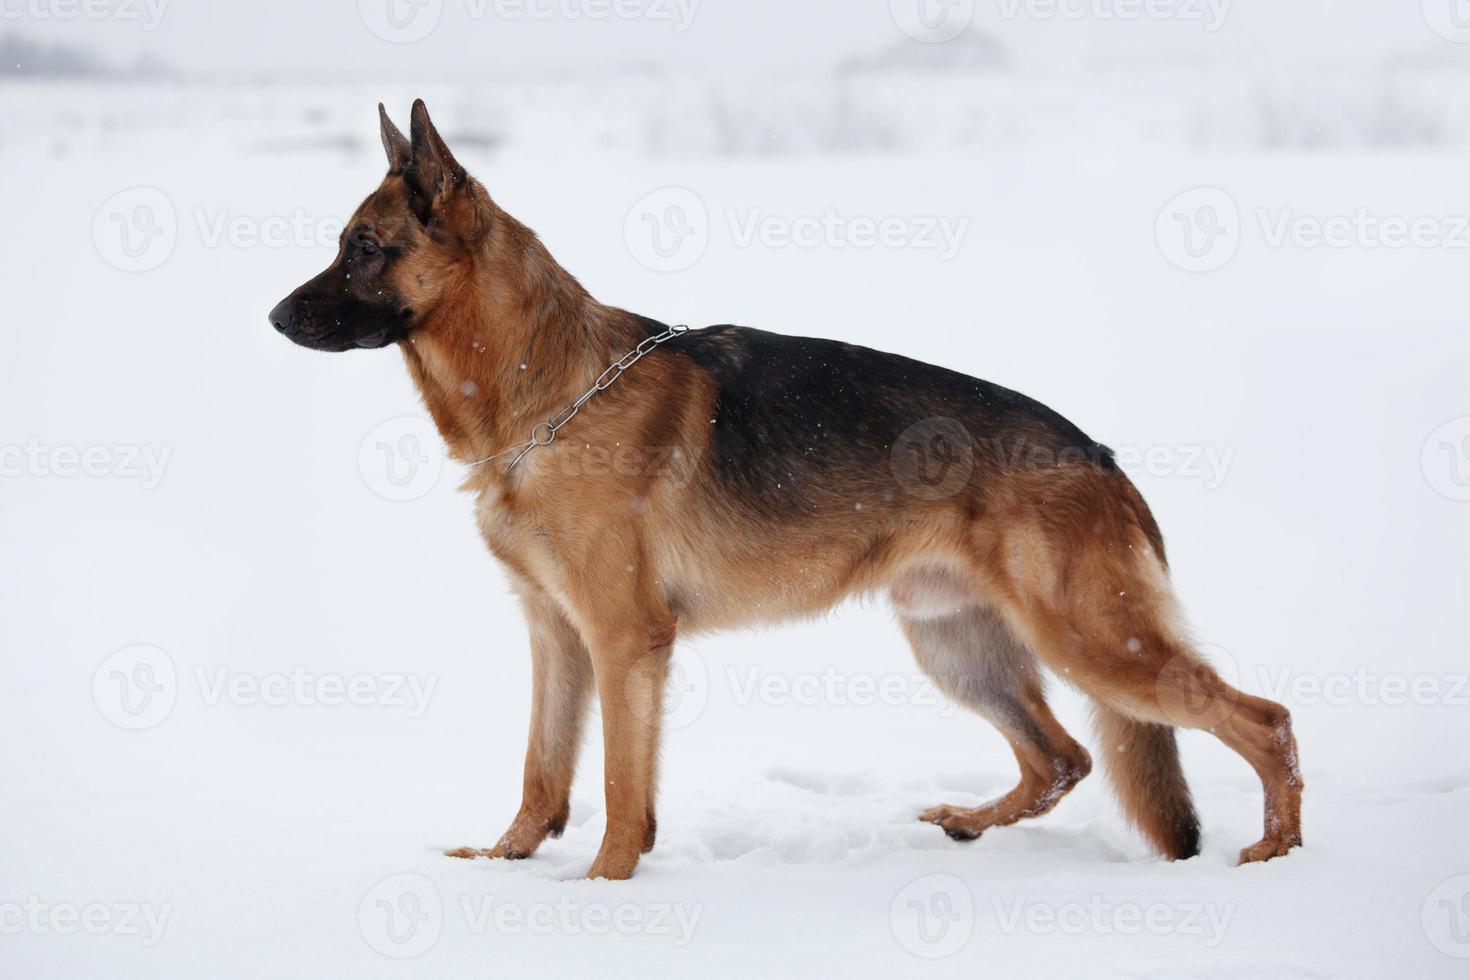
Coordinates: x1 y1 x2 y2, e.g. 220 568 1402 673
1 77 1468 978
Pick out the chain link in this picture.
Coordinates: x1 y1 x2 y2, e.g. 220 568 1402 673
468 323 690 473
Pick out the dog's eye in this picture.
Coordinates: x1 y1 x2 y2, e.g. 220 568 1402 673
349 229 380 257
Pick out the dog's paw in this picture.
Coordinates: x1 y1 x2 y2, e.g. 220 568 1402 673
443 842 533 861
1237 836 1301 865
919 804 985 842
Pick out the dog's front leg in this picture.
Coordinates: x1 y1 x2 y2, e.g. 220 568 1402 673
583 614 676 881
446 586 593 861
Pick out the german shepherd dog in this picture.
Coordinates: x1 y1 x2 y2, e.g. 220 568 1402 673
270 101 1302 879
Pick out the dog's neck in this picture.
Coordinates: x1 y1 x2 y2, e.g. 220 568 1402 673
398 213 640 475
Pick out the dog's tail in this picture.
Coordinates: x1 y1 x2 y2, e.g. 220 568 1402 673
1092 706 1201 859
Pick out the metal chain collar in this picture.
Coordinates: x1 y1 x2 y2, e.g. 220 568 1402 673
469 323 690 473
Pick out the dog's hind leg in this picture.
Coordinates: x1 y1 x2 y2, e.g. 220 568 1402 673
446 585 594 861
987 475 1302 863
901 605 1093 842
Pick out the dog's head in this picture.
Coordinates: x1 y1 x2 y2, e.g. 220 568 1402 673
268 100 486 352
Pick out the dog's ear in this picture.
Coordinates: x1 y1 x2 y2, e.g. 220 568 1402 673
379 103 410 174
405 98 467 223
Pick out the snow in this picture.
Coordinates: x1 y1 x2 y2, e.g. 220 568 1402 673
1 74 1468 979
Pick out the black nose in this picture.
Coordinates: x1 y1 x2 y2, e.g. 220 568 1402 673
268 297 295 333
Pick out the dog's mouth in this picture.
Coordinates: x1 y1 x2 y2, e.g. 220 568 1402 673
270 294 413 353
355 328 393 349
354 309 414 349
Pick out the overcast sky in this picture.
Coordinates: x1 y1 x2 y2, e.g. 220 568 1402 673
2 0 1453 76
